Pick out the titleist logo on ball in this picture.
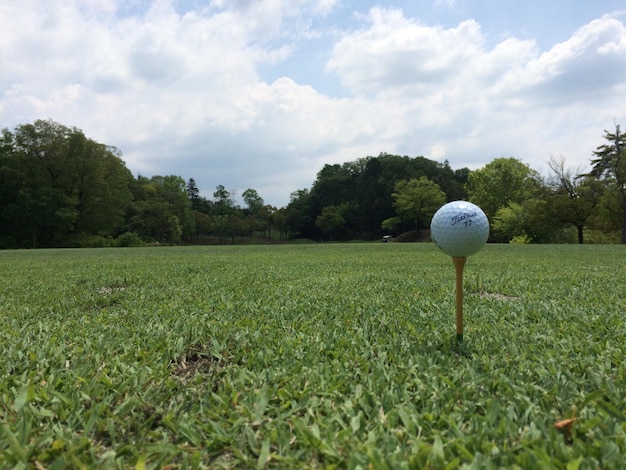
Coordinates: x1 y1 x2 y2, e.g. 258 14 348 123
450 212 477 226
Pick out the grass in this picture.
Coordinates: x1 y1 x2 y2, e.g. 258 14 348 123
1 243 625 469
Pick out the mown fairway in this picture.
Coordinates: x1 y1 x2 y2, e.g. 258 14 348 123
1 244 625 469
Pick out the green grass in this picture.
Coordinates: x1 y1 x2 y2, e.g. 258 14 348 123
1 244 625 469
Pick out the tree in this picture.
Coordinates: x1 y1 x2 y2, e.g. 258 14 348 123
161 175 195 241
241 188 268 237
286 189 312 238
272 208 290 240
493 198 557 244
213 185 235 215
493 202 528 242
187 178 201 207
466 157 542 222
547 156 601 244
0 119 133 247
391 177 446 234
588 124 626 243
381 216 402 233
315 205 345 240
193 211 212 238
294 153 471 240
242 188 264 214
125 175 193 244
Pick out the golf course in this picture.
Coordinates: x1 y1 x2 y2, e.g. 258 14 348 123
1 243 625 468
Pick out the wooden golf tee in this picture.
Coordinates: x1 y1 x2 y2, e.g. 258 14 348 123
453 257 467 342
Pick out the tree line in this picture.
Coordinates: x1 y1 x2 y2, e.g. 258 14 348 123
1 119 624 248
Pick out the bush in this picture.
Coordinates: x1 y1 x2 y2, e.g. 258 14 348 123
115 232 145 247
509 234 531 244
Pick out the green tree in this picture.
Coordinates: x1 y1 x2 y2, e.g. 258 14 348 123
126 175 192 244
162 175 195 241
213 185 235 215
286 189 312 238
192 210 212 238
587 125 626 243
391 177 446 234
493 195 572 244
466 157 542 222
0 119 132 247
315 205 345 240
272 208 290 240
296 153 470 240
242 188 264 214
187 178 201 208
492 202 528 242
381 216 402 233
242 188 270 237
547 156 602 244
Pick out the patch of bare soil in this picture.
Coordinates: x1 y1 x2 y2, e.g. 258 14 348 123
477 292 520 301
171 346 227 379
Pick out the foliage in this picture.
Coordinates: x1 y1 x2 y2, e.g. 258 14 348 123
0 244 625 468
547 157 604 244
290 154 469 240
587 125 626 243
493 202 527 241
1 119 624 247
381 216 402 232
509 234 531 244
125 175 192 245
467 157 542 223
315 205 345 240
391 177 446 232
242 188 264 214
115 232 145 247
0 119 133 247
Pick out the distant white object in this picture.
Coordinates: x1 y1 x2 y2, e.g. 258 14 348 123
382 235 392 243
430 201 489 257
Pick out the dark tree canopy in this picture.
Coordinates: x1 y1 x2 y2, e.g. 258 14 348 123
588 125 626 243
288 153 470 240
0 119 133 248
1 119 623 247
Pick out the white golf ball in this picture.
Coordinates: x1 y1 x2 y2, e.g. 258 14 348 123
430 201 489 257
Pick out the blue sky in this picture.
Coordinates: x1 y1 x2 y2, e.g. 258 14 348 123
2 0 625 207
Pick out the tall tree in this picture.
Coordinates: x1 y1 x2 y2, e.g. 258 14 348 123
0 119 132 247
466 157 542 222
390 177 446 234
242 188 264 214
213 185 235 215
315 205 345 241
272 208 290 240
294 153 471 240
187 178 201 208
126 175 193 244
241 189 269 237
547 156 602 244
588 125 626 243
286 189 313 238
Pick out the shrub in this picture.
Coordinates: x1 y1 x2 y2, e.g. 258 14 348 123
115 232 145 247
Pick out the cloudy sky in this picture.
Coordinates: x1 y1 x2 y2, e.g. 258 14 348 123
2 0 625 207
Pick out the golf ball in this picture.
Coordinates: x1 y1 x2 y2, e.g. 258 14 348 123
430 201 489 257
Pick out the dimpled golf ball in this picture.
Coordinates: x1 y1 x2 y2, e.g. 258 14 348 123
430 201 489 257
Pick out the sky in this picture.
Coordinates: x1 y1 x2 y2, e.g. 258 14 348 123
2 0 626 208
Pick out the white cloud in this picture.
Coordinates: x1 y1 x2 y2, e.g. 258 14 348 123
324 8 626 178
1 2 626 207
434 0 456 9
494 15 626 104
327 8 485 94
